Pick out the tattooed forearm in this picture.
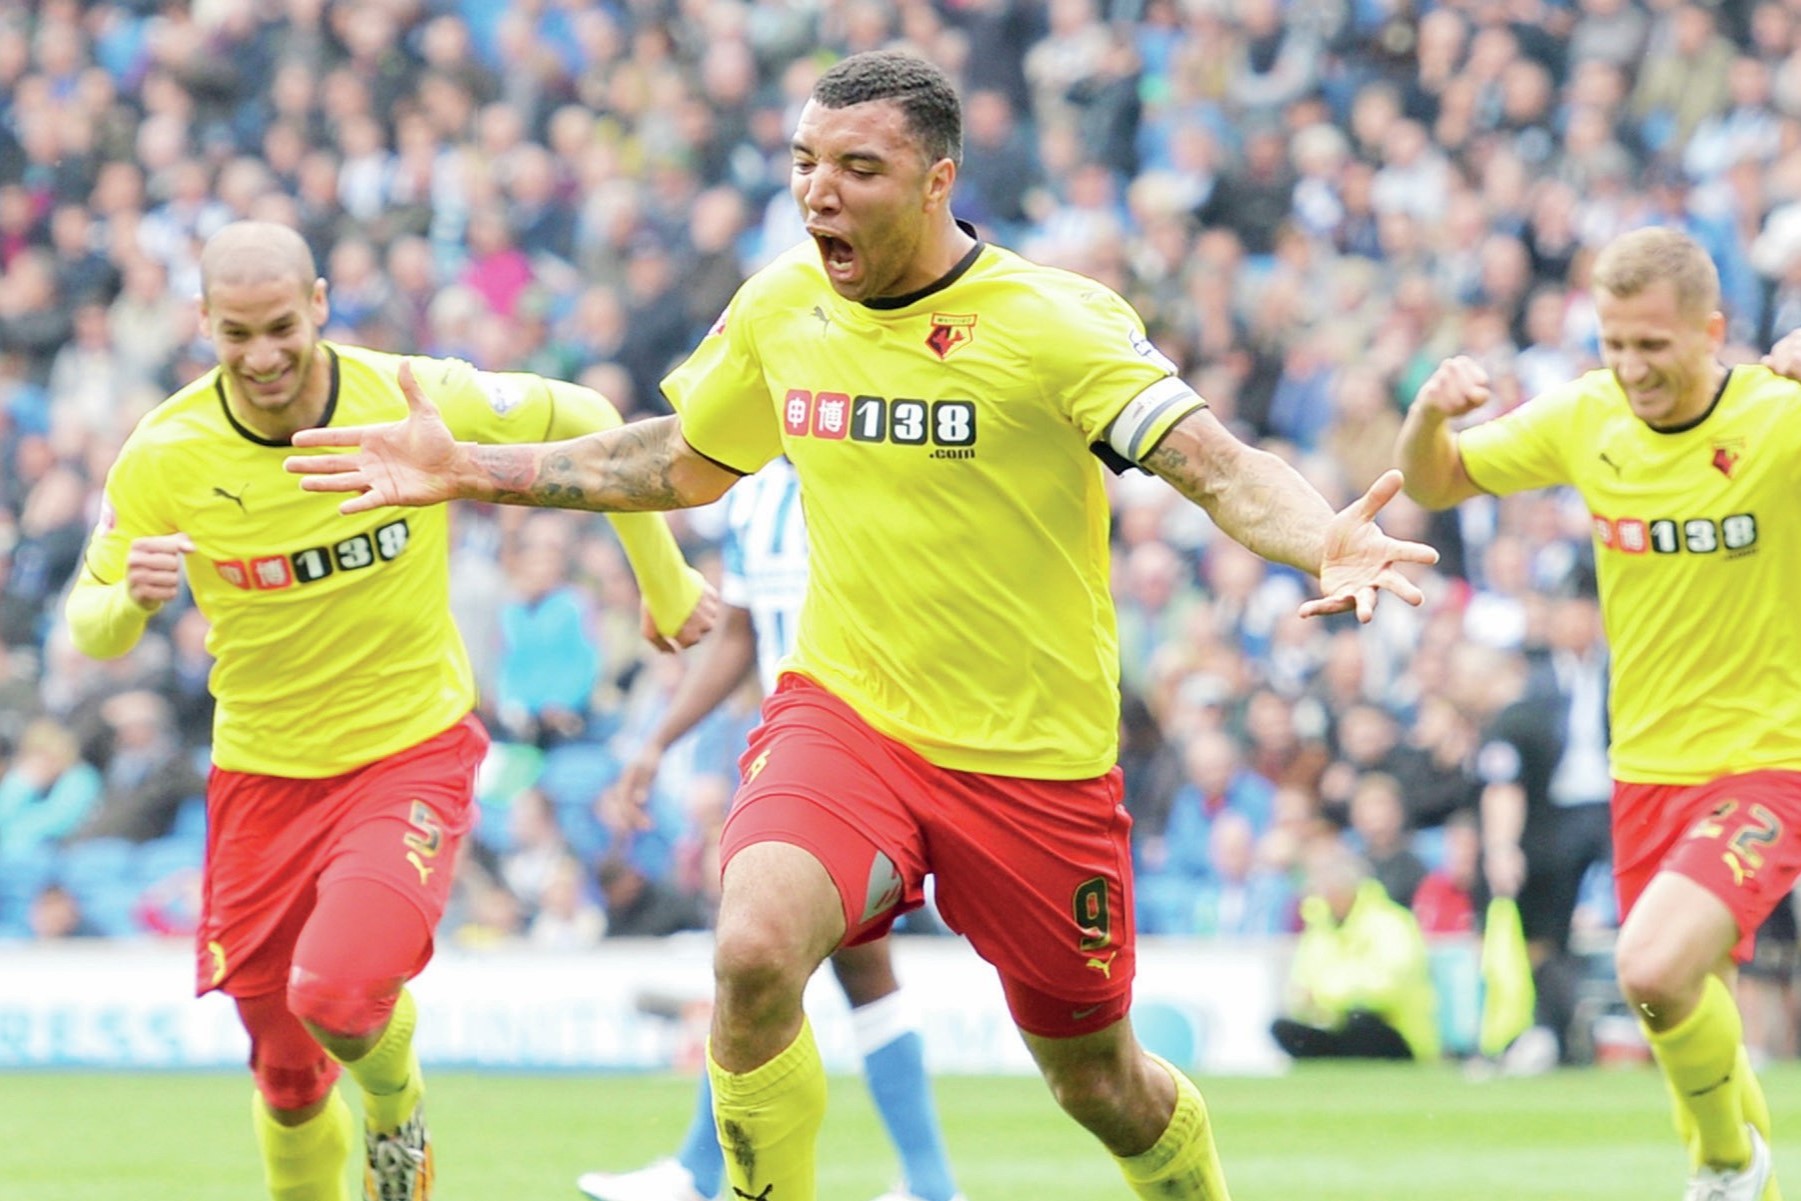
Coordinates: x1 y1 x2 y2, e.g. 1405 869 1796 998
470 416 695 511
1144 423 1331 575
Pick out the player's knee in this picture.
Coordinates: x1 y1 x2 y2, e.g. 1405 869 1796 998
237 992 339 1113
714 919 806 991
287 968 401 1046
257 1060 339 1115
713 914 818 1010
1613 941 1693 1015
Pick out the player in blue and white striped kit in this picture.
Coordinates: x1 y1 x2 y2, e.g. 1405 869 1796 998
578 457 963 1201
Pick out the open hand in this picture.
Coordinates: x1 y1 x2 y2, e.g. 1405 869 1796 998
1301 470 1440 623
285 360 464 514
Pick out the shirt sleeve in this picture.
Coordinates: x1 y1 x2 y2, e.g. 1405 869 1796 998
419 356 566 443
64 441 171 659
661 289 784 475
424 357 708 638
1034 280 1203 453
1455 381 1585 496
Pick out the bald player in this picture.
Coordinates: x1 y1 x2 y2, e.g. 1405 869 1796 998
66 221 717 1201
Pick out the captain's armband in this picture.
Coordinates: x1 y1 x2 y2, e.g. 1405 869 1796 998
1103 377 1207 465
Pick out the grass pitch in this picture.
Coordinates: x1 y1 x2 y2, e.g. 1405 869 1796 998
2 1062 1797 1199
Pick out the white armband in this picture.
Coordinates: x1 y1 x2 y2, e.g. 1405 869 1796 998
1105 376 1207 464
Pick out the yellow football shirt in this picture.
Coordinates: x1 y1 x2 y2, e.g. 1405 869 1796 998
76 344 651 777
664 240 1203 778
1458 365 1801 783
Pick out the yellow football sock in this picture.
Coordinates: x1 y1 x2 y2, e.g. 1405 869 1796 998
1735 1045 1783 1201
1115 1054 1231 1201
707 1017 828 1201
335 988 421 1133
252 1088 354 1201
1644 975 1751 1170
1660 1069 1701 1162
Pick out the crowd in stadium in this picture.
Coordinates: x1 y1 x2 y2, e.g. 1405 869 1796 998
2 0 1799 1055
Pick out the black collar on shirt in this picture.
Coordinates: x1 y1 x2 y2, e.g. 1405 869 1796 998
1646 365 1730 436
860 220 985 311
215 345 341 447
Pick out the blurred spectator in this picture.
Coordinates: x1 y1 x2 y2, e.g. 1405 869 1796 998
1346 771 1428 907
1631 4 1735 154
1387 693 1480 829
1118 687 1185 839
528 853 607 950
1476 580 1613 1065
1411 809 1480 935
957 88 1041 238
0 465 87 647
494 515 602 749
0 718 102 864
27 881 100 939
1156 728 1276 876
614 234 694 415
1271 841 1441 1061
598 853 709 938
1190 810 1295 937
499 786 577 917
164 606 214 750
459 204 535 323
70 689 203 844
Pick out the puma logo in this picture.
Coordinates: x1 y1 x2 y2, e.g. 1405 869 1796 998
211 485 248 512
406 850 435 886
1597 452 1622 477
1085 951 1118 979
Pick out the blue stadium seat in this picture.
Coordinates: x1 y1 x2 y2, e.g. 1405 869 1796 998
0 853 58 937
170 795 208 843
1133 871 1201 936
136 835 203 888
536 742 618 811
57 839 142 937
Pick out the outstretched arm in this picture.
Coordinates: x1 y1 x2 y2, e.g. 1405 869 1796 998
538 378 717 644
1143 407 1438 622
286 361 740 514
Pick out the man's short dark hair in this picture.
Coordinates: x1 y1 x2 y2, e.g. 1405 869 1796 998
813 51 963 167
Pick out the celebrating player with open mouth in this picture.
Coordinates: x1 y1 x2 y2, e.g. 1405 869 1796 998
288 51 1435 1201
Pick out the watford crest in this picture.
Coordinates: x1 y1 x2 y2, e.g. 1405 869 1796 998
1711 440 1744 477
926 312 977 359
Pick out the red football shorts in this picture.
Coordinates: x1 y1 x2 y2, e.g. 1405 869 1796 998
1613 770 1801 962
721 674 1135 1038
197 714 488 998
